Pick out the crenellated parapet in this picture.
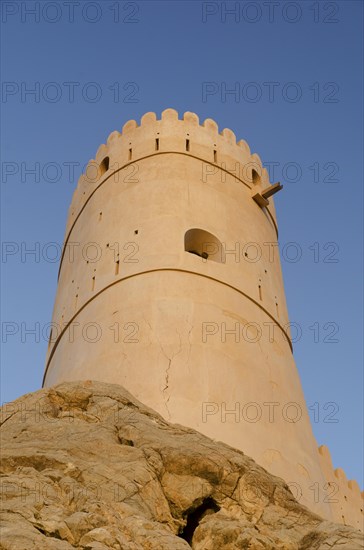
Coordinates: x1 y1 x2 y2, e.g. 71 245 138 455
65 108 279 241
318 445 363 531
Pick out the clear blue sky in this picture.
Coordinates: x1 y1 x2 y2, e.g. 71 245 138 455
1 1 363 487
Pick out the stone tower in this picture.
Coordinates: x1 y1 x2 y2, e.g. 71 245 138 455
43 109 363 527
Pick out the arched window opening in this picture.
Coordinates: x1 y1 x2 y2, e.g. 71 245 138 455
99 156 109 176
184 228 225 263
252 168 261 185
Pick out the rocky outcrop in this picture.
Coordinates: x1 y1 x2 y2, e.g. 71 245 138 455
1 381 363 549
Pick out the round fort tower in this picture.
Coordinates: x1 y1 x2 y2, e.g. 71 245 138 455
44 108 334 519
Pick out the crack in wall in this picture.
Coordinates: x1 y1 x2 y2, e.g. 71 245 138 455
161 330 183 420
186 318 193 374
143 316 184 420
162 359 172 418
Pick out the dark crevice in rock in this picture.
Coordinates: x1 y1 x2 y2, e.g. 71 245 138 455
118 437 134 446
34 526 47 535
33 525 63 540
179 497 220 545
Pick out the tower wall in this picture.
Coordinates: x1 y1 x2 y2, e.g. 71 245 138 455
43 109 361 526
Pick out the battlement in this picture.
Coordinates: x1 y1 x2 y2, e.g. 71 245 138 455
318 445 363 530
66 109 277 237
94 107 268 185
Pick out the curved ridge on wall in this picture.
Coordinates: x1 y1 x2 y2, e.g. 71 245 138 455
43 266 294 386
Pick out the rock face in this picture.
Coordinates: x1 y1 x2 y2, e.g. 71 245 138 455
1 381 363 549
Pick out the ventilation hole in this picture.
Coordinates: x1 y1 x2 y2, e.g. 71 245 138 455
186 139 190 152
128 148 132 160
258 285 262 301
106 243 109 248
179 498 220 544
134 229 139 235
99 156 109 175
99 212 102 221
91 276 95 291
213 150 217 162
115 260 120 276
275 302 279 317
155 138 159 151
